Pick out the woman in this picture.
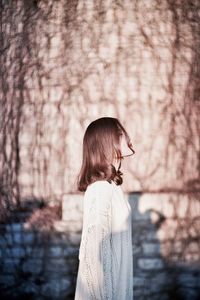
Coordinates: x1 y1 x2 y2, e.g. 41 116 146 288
74 117 135 300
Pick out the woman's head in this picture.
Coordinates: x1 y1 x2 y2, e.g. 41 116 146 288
77 117 135 191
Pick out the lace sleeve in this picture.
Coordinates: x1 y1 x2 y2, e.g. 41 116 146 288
82 183 114 299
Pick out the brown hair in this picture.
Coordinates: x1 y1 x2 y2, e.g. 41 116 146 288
77 117 134 192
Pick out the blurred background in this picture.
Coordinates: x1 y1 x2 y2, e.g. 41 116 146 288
0 0 200 299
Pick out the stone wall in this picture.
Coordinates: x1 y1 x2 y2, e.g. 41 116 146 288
0 211 79 299
1 0 199 202
0 192 199 299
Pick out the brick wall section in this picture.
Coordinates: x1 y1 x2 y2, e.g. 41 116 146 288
0 192 199 299
1 0 199 201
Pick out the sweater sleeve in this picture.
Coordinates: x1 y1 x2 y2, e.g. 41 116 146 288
81 182 114 299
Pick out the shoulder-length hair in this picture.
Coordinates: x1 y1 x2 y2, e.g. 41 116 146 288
77 117 134 192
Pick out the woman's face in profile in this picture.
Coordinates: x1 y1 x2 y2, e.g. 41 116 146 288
112 134 133 170
120 134 133 157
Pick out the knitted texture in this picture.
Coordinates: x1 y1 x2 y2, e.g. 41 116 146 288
75 180 133 300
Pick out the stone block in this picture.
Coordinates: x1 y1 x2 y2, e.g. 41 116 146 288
133 277 146 287
49 246 63 257
68 232 81 246
3 258 20 273
0 236 6 246
138 258 164 270
5 247 26 258
14 247 26 258
173 240 183 253
63 247 79 257
137 193 199 219
145 230 158 241
50 232 67 245
53 221 70 232
27 247 44 258
0 225 6 234
186 242 200 254
0 274 15 286
22 232 35 243
4 233 14 245
132 244 143 255
54 220 82 233
157 228 167 241
6 223 22 232
13 232 21 244
178 272 200 288
142 242 161 255
22 258 42 274
62 195 83 222
41 277 71 298
45 258 69 273
149 272 170 291
19 281 40 295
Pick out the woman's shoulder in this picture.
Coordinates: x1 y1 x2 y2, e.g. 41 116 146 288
86 180 115 210
87 180 113 190
85 180 115 197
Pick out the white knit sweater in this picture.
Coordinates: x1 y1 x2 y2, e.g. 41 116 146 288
74 180 133 300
